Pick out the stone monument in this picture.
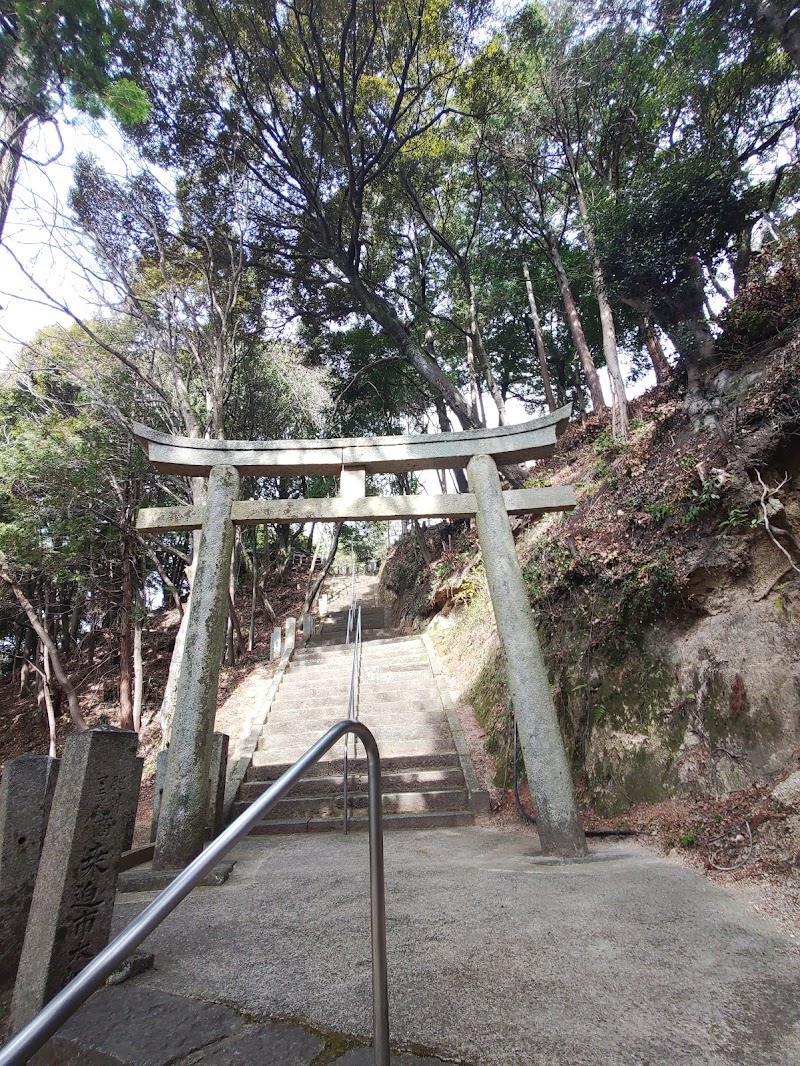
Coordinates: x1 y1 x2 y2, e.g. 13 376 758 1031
11 728 140 1032
0 754 59 985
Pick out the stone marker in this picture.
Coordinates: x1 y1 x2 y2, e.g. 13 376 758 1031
467 453 587 858
11 728 140 1032
302 611 313 639
285 616 296 653
206 732 229 839
319 593 328 617
149 749 169 843
153 464 240 870
0 754 59 985
121 756 144 853
270 626 282 661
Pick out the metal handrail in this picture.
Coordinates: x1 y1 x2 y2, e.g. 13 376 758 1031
345 558 357 643
342 604 362 835
0 721 389 1066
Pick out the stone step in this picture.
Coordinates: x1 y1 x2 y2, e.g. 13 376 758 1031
316 617 387 629
363 639 424 650
270 693 436 711
253 737 459 766
245 751 461 780
312 630 397 645
257 722 452 752
246 809 474 835
280 673 433 693
295 635 424 655
261 713 451 737
232 788 469 821
286 658 429 677
283 665 431 681
270 692 438 712
297 643 424 656
237 767 467 801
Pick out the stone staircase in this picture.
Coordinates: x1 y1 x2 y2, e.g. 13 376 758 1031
234 603 475 833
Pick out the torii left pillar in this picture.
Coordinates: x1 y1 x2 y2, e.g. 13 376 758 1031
153 465 240 870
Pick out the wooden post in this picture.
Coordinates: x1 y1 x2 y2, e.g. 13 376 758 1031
153 465 240 870
467 454 587 858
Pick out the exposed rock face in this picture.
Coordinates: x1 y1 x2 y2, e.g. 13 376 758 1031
585 535 800 815
772 771 800 809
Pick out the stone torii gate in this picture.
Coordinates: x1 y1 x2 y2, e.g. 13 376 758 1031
135 405 588 866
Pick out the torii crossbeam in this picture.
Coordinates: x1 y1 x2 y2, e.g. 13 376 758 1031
137 405 587 869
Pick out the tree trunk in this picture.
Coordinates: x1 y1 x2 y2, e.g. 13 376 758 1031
226 590 244 664
303 523 343 615
144 544 184 617
133 590 144 732
0 557 85 729
544 229 607 413
434 399 469 493
412 520 432 565
0 107 31 244
119 537 135 731
566 149 628 436
467 277 507 424
757 0 800 72
465 335 485 425
225 547 236 665
38 647 57 759
19 625 35 696
639 314 671 384
522 263 557 412
653 257 720 424
160 607 189 746
68 592 83 646
237 528 274 620
345 268 482 429
248 529 257 653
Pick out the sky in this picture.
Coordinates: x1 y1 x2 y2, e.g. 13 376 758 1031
0 112 164 367
0 111 652 421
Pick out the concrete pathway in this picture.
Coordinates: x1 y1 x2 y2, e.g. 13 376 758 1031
94 827 800 1065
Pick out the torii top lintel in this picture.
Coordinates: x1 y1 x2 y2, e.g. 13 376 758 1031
133 405 571 478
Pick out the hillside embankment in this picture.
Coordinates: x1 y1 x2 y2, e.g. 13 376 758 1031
381 339 800 905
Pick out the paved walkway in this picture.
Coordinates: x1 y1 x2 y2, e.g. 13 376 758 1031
92 826 800 1066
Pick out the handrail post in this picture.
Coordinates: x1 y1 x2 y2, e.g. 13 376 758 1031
366 731 389 1065
343 604 362 836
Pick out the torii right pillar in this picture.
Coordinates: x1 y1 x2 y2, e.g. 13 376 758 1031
467 454 588 858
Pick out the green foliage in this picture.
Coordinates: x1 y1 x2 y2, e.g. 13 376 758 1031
718 507 751 533
644 502 672 525
523 471 553 489
523 540 573 598
682 483 721 525
718 238 800 355
102 79 151 126
592 429 619 456
620 560 677 625
338 524 386 564
679 831 697 848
